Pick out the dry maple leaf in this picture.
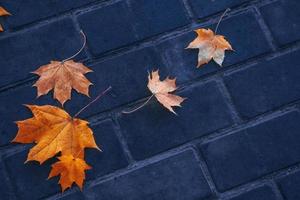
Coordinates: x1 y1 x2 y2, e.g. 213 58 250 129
186 28 233 67
32 60 93 105
147 70 185 114
13 105 99 164
49 155 91 192
0 7 11 32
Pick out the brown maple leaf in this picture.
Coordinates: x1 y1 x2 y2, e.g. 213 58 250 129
13 105 99 164
186 28 232 67
32 60 93 105
147 70 185 114
0 6 11 32
49 155 91 192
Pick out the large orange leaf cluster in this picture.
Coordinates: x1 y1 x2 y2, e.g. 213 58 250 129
14 105 99 191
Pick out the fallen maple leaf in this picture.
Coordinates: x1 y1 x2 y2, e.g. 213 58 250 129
49 155 91 192
33 60 93 105
147 70 185 114
0 6 11 32
186 28 232 67
13 105 99 164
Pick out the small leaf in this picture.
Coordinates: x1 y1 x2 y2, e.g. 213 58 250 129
49 155 91 192
147 70 185 114
186 28 233 67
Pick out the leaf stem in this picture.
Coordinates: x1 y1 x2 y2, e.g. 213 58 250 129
73 86 112 118
215 8 231 34
122 94 154 114
62 30 87 63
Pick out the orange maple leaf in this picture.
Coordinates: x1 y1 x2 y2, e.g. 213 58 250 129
13 105 99 164
186 28 233 67
48 155 91 192
32 60 93 105
0 6 11 32
147 70 185 114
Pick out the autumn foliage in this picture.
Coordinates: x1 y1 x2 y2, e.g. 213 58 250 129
10 7 233 193
13 105 99 191
48 155 91 191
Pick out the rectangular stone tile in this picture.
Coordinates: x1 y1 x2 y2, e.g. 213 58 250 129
200 111 300 191
84 150 212 200
77 1 137 56
260 1 300 46
224 49 300 119
130 0 190 39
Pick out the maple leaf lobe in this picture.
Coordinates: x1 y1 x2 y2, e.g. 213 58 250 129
187 28 232 67
147 70 185 114
0 7 10 16
33 60 93 105
0 7 11 32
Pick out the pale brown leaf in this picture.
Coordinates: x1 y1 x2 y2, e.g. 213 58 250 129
33 60 93 105
147 70 185 114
